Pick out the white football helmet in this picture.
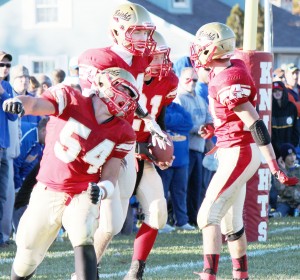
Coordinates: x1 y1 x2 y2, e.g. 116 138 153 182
94 67 139 118
190 22 236 68
146 31 172 79
110 3 156 56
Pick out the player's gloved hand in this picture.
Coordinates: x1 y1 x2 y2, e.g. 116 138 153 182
135 142 157 162
154 156 175 170
268 159 299 186
274 170 299 186
2 97 25 117
198 123 214 139
143 116 171 150
87 182 105 204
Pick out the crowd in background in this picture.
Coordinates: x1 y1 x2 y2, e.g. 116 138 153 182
1 49 300 249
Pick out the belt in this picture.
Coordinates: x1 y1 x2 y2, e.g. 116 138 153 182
37 182 75 206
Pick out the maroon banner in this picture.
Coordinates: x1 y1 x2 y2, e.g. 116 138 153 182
234 49 273 242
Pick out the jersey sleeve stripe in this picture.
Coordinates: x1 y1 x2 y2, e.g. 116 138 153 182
115 142 135 153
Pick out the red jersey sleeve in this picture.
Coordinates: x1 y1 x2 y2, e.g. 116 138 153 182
209 59 257 111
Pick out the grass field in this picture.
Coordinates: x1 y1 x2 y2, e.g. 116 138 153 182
1 217 300 279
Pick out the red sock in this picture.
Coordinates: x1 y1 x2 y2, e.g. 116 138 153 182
132 223 158 261
232 254 248 279
203 254 219 275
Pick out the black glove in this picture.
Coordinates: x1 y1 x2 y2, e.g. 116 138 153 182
135 142 157 161
87 182 104 204
2 97 25 117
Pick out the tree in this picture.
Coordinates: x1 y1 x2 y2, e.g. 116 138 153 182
293 0 300 15
226 4 244 48
226 3 264 51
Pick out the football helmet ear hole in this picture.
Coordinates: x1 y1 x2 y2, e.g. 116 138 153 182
123 86 137 99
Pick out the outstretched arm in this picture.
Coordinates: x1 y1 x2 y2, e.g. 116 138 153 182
2 95 55 116
234 102 298 186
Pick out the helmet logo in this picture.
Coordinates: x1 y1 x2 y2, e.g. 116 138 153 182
198 31 216 42
105 68 120 78
113 10 132 22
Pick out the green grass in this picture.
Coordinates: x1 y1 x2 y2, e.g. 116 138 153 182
1 218 300 279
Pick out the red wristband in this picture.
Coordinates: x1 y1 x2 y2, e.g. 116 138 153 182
268 159 279 174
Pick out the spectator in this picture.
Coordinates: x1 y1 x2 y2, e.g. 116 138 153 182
12 117 48 233
285 64 300 124
272 143 300 217
173 55 192 77
285 63 300 102
28 76 40 97
173 55 211 103
195 66 210 104
12 162 40 234
174 66 213 226
70 83 82 94
14 117 48 192
156 101 195 230
0 51 18 248
0 51 20 245
10 65 41 126
64 56 80 86
36 74 52 97
273 67 285 83
271 81 299 158
51 68 66 85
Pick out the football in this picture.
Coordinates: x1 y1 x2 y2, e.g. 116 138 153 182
148 133 174 162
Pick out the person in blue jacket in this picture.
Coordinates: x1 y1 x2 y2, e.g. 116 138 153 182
156 101 195 231
12 117 48 233
13 117 48 191
0 51 18 247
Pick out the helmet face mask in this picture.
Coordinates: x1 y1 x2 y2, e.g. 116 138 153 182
147 31 172 79
95 68 139 118
190 22 236 68
110 3 156 56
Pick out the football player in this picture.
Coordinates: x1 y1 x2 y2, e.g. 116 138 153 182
3 67 139 280
79 3 166 148
75 4 170 279
190 22 298 280
123 30 178 279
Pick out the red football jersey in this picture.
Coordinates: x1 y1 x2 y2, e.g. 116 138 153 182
208 59 257 148
78 47 152 124
133 71 178 142
79 47 152 90
36 85 136 194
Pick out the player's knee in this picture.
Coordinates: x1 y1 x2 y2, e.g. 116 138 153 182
225 227 244 242
69 227 95 247
110 220 124 235
11 267 35 280
147 199 168 229
98 215 125 236
197 205 212 229
13 249 40 277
